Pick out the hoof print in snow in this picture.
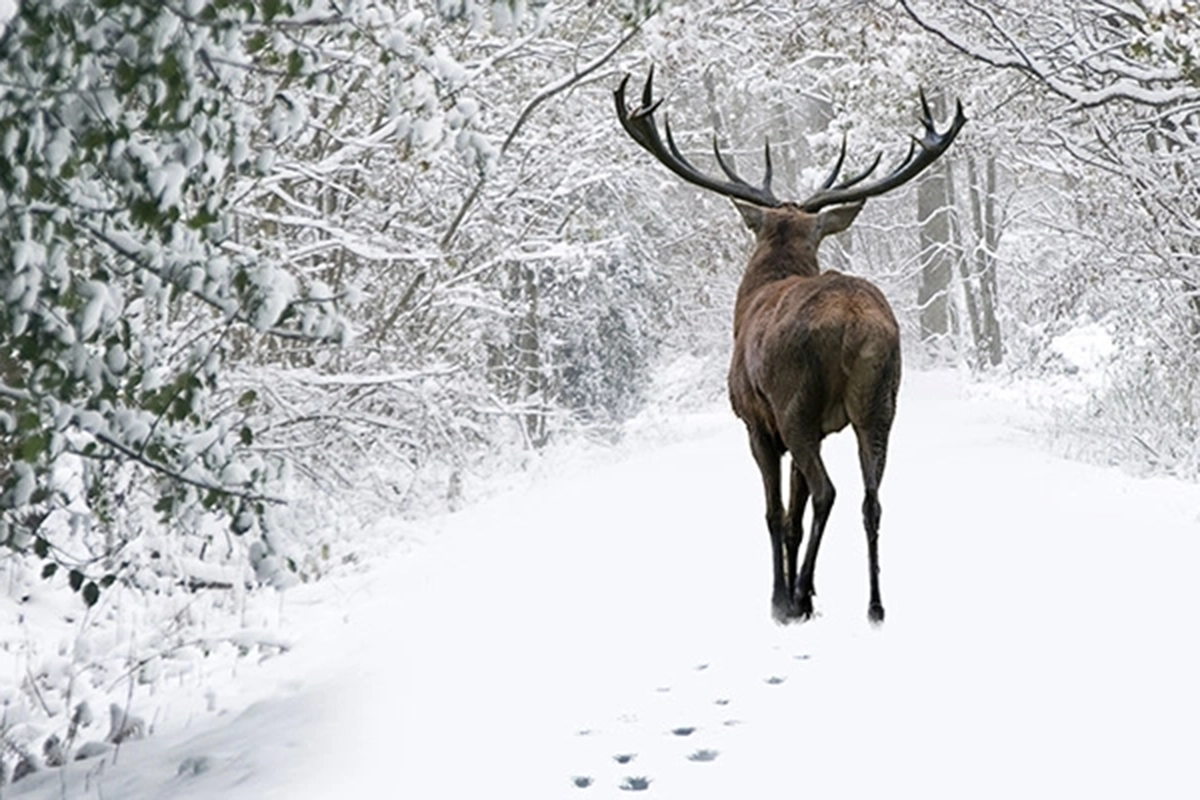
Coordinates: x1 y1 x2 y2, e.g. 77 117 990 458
688 749 720 762
613 753 637 764
670 726 696 737
576 729 594 737
176 755 212 777
620 776 652 791
794 654 811 661
722 719 742 727
714 698 730 706
572 776 594 788
655 686 671 693
694 663 709 671
765 675 787 685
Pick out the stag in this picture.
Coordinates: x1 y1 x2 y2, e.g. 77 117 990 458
615 68 965 624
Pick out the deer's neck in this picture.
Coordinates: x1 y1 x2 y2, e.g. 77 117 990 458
735 246 821 307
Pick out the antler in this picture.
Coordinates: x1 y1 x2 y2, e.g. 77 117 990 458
613 67 783 208
798 90 967 212
614 68 967 213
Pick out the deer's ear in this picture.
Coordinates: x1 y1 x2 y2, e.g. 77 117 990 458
816 201 865 238
732 200 766 233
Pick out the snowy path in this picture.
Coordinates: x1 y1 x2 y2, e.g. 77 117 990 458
14 371 1199 799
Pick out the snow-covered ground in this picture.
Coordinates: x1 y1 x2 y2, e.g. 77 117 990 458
10 370 1199 799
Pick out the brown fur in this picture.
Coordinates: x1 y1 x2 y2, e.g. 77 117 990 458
613 70 965 624
727 202 899 624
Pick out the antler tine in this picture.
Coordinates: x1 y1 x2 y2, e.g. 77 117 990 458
799 88 967 212
710 134 777 199
919 87 934 132
831 151 883 191
895 137 918 172
613 68 782 209
761 138 774 195
642 63 657 108
663 116 721 182
711 135 748 185
820 134 849 190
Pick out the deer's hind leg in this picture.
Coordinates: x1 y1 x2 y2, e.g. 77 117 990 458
847 355 898 625
853 423 890 624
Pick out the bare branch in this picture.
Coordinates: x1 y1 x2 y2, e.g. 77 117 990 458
898 0 1200 108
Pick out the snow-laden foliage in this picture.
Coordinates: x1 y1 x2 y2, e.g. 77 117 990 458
0 0 354 598
0 0 675 776
3 0 1200 786
223 0 691 509
0 0 352 774
900 0 1200 475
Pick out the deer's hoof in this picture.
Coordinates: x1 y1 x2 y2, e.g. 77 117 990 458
770 595 795 624
868 603 885 626
793 594 814 622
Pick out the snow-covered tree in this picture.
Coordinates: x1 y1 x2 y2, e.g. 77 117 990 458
900 0 1200 472
0 0 348 596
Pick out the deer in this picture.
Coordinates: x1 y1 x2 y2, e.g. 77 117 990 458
614 68 965 624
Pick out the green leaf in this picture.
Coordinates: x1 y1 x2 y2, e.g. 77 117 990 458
187 207 219 230
159 52 181 84
82 582 100 607
287 50 304 77
238 390 257 407
20 434 47 462
130 197 163 228
42 563 58 579
100 574 117 588
68 569 84 592
239 426 253 445
34 537 50 558
79 127 108 151
114 60 139 93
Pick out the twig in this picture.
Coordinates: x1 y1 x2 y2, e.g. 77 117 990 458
441 20 646 250
86 433 285 505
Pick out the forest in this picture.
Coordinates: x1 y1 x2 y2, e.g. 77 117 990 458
0 0 1197 784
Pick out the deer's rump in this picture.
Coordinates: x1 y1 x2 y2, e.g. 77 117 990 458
730 272 900 440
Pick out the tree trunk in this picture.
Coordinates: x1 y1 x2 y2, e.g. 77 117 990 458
917 155 953 347
968 154 1004 366
942 156 983 365
517 265 546 448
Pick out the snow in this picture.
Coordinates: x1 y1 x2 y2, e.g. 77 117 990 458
9 370 1199 799
1050 322 1114 374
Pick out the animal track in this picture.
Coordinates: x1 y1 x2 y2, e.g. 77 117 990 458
568 651 813 793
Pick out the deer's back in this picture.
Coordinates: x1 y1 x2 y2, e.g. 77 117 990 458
729 271 900 439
